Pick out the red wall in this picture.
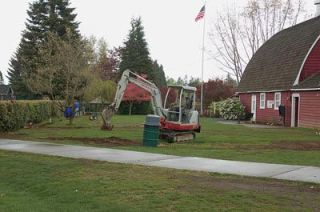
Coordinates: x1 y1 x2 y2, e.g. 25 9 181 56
240 92 292 126
240 91 320 128
299 39 320 82
299 91 320 128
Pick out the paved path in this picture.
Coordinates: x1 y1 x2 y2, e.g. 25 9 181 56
216 120 284 129
1 139 319 184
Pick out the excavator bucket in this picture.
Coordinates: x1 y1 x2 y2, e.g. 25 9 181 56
101 104 115 131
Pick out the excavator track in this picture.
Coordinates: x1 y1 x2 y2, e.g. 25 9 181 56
160 130 196 143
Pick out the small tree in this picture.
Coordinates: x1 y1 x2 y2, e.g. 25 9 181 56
83 77 116 104
26 31 88 124
121 83 151 115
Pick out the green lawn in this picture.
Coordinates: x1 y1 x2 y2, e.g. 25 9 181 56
1 150 319 211
1 115 320 166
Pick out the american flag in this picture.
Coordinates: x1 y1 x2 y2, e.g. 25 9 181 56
195 5 205 22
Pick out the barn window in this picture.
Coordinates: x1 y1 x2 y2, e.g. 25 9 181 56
274 92 281 110
260 93 266 109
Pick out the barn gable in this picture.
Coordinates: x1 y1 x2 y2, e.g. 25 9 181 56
237 16 320 93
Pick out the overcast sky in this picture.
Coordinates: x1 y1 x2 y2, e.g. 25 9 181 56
0 0 315 84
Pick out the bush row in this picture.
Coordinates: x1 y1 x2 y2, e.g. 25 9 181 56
0 100 61 132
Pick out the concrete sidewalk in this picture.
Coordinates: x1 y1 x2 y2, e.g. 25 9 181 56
1 139 319 184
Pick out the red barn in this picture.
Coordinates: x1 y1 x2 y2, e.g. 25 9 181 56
237 16 320 128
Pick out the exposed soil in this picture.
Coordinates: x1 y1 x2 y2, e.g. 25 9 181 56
181 174 320 194
215 141 320 151
46 136 140 147
178 174 320 209
271 141 320 151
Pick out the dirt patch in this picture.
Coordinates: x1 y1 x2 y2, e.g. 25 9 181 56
114 124 144 129
271 141 320 151
46 136 140 147
179 174 320 195
177 175 320 209
43 126 88 129
215 141 320 151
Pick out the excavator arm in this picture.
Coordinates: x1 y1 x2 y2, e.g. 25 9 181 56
101 70 166 130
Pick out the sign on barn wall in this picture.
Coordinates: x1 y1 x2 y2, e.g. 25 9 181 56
267 100 274 109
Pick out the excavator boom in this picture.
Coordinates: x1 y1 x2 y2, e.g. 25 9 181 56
101 70 166 129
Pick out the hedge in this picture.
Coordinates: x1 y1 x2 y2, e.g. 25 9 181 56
0 100 60 132
118 101 153 115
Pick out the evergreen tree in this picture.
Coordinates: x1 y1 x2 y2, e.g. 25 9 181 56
0 70 3 85
176 77 184 86
152 60 166 88
7 51 36 99
7 0 80 99
188 77 201 87
119 17 153 79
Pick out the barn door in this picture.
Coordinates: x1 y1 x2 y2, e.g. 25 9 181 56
251 95 257 122
291 94 300 127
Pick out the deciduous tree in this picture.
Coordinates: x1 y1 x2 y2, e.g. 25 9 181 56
210 0 306 83
83 77 116 104
26 31 88 121
7 0 80 99
196 78 235 109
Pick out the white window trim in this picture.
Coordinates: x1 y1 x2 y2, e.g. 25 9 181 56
291 93 300 127
274 92 281 110
260 93 266 109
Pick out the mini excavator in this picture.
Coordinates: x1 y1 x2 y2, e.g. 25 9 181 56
101 70 200 141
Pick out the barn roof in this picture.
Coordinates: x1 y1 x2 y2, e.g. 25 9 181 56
292 73 320 89
237 16 320 93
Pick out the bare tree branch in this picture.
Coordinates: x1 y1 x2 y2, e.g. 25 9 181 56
209 0 306 83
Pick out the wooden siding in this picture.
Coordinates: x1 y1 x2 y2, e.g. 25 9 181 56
239 92 291 126
299 91 320 128
299 39 320 82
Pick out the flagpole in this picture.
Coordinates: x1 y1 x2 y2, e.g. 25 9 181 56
200 1 206 116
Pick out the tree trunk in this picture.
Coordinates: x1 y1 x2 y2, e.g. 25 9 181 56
129 102 133 115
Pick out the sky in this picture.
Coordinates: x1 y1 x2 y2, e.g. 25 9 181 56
0 0 315 84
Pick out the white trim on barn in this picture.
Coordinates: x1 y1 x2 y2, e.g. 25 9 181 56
260 93 266 109
291 88 320 91
251 94 257 122
236 89 286 94
293 34 320 86
274 92 281 110
291 93 300 127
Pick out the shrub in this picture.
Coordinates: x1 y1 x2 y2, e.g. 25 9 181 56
0 100 60 132
208 102 220 118
216 98 245 120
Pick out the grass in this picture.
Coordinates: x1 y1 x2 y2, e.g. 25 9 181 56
1 150 320 211
1 115 320 166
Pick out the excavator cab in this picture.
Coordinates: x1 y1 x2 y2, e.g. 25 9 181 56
164 85 198 124
161 85 200 141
